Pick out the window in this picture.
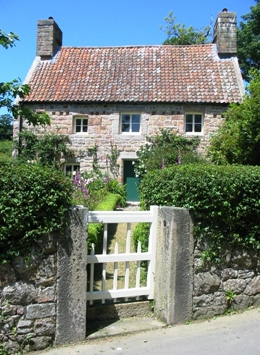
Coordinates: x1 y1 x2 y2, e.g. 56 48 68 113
121 113 140 134
74 117 88 133
64 164 80 175
185 113 203 134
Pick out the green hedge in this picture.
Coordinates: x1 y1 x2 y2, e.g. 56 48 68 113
88 192 122 250
139 164 260 252
0 162 73 262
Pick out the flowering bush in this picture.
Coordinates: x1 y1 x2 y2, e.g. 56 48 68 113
72 170 126 210
134 128 204 178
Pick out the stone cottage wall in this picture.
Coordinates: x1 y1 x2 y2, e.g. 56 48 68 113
193 245 260 319
14 102 227 178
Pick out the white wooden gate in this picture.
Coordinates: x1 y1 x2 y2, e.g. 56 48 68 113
87 205 158 304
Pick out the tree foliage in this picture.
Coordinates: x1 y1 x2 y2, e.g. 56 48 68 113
237 0 260 82
0 114 13 140
15 130 73 168
0 30 50 126
161 11 211 45
207 69 260 165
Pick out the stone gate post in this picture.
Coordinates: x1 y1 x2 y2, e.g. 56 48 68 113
55 206 88 344
154 207 194 324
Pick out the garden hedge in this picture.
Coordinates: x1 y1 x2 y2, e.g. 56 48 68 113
0 162 73 262
139 164 260 253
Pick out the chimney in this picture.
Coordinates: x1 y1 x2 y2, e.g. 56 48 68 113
37 17 62 60
213 10 237 58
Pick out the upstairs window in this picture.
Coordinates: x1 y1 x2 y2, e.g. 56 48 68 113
74 117 88 133
121 113 141 134
185 113 203 134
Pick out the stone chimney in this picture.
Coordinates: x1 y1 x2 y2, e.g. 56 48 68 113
37 17 62 60
213 10 237 58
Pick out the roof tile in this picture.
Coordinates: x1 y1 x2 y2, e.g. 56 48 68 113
24 45 243 104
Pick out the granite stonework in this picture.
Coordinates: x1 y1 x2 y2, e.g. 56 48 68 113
0 206 87 353
13 103 226 180
193 244 260 319
0 237 58 353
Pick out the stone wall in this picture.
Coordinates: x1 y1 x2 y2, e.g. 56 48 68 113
193 245 260 319
0 206 87 354
154 206 260 325
14 102 227 179
0 236 58 353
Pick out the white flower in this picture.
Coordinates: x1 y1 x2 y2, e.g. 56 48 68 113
72 171 76 176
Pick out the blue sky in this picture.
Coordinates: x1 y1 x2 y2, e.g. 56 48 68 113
1 0 254 115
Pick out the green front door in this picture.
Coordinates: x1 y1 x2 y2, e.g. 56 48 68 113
124 160 140 202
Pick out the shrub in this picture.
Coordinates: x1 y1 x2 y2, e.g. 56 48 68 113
0 162 73 262
105 179 126 207
139 164 260 253
0 140 12 163
133 222 150 252
134 128 204 178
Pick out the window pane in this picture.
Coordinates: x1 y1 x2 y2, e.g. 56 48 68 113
195 115 202 123
132 123 140 132
122 114 130 123
122 123 130 132
195 124 202 132
76 126 81 132
66 165 72 173
186 114 193 123
186 123 193 132
76 119 81 125
82 119 88 132
132 114 140 123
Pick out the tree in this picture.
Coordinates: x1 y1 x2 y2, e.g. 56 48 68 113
207 69 260 165
0 30 50 126
161 11 211 45
0 114 13 140
237 0 260 81
15 130 73 168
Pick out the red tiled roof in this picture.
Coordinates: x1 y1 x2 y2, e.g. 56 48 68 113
24 45 243 104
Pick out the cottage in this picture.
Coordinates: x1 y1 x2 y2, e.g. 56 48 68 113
16 10 244 201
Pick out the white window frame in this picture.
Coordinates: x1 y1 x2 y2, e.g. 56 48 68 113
64 163 80 175
185 113 204 135
120 113 141 134
74 116 88 134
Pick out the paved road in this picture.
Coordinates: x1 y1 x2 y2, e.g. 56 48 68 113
36 308 260 355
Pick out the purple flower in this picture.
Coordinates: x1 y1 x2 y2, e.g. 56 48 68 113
162 158 165 169
178 150 181 165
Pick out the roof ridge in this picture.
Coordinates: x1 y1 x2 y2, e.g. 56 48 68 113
61 44 215 49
